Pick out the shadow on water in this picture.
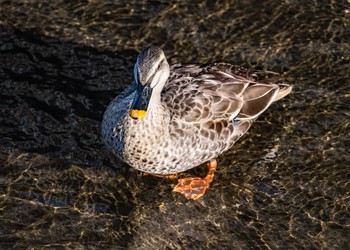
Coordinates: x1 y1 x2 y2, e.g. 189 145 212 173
0 27 140 248
0 0 350 249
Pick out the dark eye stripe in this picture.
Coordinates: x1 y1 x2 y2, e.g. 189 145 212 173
157 59 164 71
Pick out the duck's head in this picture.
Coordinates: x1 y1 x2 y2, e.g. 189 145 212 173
129 46 170 119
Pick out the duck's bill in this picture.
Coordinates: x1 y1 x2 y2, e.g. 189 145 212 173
129 84 152 119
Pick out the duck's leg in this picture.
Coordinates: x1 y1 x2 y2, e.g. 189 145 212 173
173 159 217 200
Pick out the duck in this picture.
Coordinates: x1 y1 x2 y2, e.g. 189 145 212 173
102 46 292 200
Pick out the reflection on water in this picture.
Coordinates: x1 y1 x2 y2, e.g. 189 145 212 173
1 0 349 249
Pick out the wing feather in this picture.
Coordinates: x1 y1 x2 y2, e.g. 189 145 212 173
161 63 290 152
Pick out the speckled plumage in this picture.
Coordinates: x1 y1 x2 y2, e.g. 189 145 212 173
102 46 292 175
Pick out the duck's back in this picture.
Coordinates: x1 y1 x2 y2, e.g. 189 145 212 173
159 63 291 169
163 63 291 122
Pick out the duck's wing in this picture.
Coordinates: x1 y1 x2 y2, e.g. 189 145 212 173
162 63 290 124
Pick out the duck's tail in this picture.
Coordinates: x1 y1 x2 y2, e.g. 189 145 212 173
250 70 292 102
274 84 293 102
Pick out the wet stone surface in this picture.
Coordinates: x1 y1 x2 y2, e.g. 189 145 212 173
0 0 350 249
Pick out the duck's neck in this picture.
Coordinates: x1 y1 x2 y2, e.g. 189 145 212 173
149 83 164 103
146 96 168 123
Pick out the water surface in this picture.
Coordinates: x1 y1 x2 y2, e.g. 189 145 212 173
0 1 349 249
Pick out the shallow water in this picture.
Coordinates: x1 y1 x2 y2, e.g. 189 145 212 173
0 0 349 249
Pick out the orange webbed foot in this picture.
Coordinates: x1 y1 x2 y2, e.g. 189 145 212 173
173 159 217 200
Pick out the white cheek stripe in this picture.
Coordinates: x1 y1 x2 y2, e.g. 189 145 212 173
151 72 160 88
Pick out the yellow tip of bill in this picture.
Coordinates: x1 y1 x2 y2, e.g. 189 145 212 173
130 109 147 119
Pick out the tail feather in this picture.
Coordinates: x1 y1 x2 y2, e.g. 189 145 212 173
274 84 292 102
